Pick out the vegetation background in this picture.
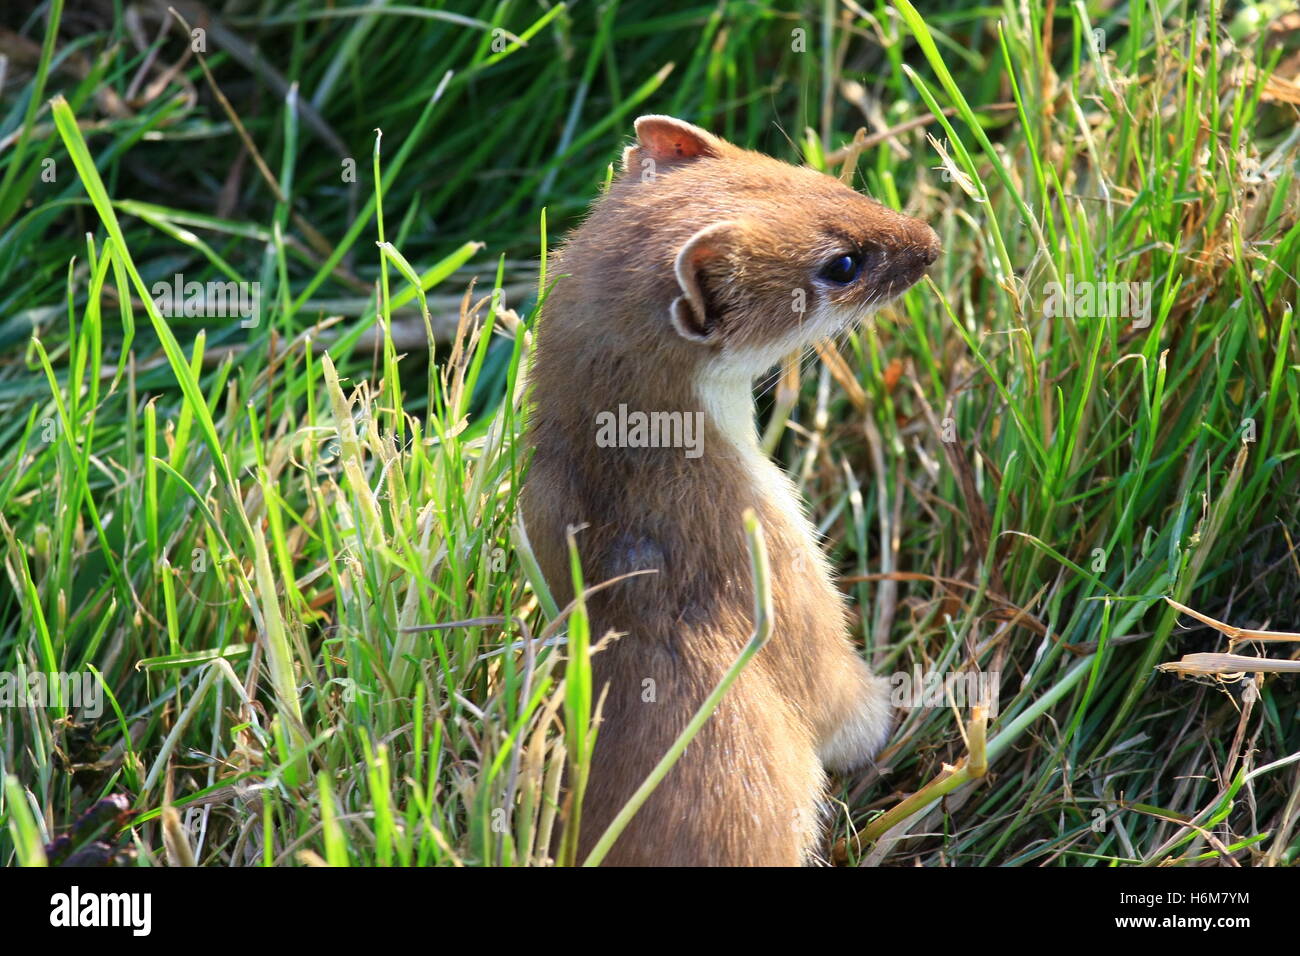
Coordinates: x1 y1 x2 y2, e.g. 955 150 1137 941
1 0 1298 866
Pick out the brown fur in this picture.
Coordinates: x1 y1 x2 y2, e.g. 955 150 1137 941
521 116 939 866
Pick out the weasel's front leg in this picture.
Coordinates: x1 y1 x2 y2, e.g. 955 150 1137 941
817 660 894 772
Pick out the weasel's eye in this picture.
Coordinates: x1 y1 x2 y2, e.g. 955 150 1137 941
819 253 861 284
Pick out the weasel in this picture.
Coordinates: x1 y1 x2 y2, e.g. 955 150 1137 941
521 115 939 866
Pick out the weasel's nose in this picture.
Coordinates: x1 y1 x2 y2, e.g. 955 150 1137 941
917 225 940 267
884 222 941 291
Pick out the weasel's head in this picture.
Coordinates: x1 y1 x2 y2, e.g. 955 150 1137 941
567 114 940 380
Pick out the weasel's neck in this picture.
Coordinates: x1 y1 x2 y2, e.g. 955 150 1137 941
698 370 763 458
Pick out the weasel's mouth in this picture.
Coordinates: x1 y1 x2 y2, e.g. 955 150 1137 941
844 237 939 310
819 243 937 334
873 245 937 300
826 280 916 333
708 253 935 381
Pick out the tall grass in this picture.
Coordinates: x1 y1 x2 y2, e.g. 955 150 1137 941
1 0 1297 866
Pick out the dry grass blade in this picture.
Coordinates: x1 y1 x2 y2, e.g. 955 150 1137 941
1157 653 1300 677
813 338 867 410
161 806 196 867
1165 596 1300 643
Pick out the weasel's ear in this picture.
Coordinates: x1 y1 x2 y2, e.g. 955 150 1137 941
622 115 725 173
670 221 741 344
